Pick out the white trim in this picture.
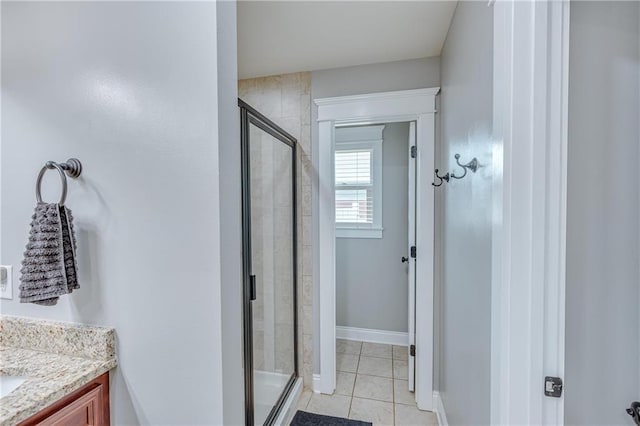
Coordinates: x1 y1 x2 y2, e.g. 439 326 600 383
274 377 302 426
433 392 449 426
315 88 437 412
312 374 322 394
317 119 337 395
336 326 409 346
317 89 438 123
407 120 417 392
316 88 440 108
491 1 569 425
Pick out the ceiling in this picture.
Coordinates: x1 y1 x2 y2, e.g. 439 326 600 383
237 1 457 79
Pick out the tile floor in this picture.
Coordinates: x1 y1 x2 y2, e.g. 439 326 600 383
294 340 438 426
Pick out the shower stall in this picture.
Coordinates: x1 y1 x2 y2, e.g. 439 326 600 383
239 100 298 426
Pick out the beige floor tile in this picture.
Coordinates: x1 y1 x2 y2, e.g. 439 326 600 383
296 388 313 410
336 371 356 396
337 339 362 355
305 393 352 418
337 352 359 373
393 345 409 361
393 379 415 406
358 356 393 378
361 342 393 359
349 397 394 426
353 374 393 402
393 359 408 380
394 403 438 426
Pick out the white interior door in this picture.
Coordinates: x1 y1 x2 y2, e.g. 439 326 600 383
407 121 417 392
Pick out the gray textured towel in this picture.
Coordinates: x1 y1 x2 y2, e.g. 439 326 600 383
19 203 79 305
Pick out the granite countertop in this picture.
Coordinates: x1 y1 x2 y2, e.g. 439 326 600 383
0 316 117 426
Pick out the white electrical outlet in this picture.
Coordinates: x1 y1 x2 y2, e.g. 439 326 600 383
1 265 14 300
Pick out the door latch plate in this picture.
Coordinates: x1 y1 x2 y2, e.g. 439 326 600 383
544 376 563 397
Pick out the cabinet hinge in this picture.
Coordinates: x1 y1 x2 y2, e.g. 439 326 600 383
410 146 417 158
410 246 416 258
410 345 415 357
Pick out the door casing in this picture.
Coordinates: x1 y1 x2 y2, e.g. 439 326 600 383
490 1 569 425
315 88 439 410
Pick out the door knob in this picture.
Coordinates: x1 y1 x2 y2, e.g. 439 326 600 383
401 256 409 263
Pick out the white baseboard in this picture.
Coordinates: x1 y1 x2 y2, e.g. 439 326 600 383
312 374 322 393
433 391 449 426
336 326 409 346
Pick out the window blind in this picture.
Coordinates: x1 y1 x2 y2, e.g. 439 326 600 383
335 149 373 224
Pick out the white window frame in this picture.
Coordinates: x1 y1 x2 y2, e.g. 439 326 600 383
334 124 384 239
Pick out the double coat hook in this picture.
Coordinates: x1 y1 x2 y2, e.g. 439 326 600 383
432 154 479 187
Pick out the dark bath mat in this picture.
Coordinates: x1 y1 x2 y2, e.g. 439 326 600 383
290 411 372 426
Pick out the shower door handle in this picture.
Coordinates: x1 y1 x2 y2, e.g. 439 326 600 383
249 275 257 301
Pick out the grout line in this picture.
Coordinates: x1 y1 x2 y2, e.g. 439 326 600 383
392 345 396 426
346 344 362 419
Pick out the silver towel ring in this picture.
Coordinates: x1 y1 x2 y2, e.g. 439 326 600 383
35 159 82 206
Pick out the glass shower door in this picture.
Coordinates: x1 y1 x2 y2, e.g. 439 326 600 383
240 100 298 426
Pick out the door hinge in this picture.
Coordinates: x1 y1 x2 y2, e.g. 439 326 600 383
410 345 415 357
410 146 417 158
249 275 257 301
544 376 563 398
410 246 416 258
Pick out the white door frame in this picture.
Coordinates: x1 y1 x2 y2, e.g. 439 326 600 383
491 1 569 425
315 88 439 411
407 121 417 392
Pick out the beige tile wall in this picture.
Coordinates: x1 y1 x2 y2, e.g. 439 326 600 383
239 72 313 388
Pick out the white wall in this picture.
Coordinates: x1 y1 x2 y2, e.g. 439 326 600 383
1 2 232 424
336 122 410 333
437 2 493 425
311 57 440 371
565 2 640 424
216 1 244 425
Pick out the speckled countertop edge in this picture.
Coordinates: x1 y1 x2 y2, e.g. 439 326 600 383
0 316 117 426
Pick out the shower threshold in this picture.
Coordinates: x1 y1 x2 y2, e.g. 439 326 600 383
254 370 296 425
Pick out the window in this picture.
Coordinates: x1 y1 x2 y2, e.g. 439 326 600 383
334 125 384 238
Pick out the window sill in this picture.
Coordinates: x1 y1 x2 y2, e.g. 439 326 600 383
336 227 383 239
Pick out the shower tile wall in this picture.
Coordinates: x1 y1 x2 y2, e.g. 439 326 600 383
239 72 313 388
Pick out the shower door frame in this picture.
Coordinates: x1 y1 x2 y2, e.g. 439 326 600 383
240 99 299 426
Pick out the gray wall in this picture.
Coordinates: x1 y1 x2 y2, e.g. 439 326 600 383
311 57 441 371
565 2 640 425
438 2 493 425
1 2 231 424
336 122 410 333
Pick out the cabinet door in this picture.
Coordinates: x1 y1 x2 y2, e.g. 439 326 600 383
19 374 110 426
38 385 105 426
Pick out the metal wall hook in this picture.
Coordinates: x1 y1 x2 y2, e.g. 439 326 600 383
627 401 640 426
450 154 478 180
432 169 450 187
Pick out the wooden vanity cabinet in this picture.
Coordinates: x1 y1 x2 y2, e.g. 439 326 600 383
19 373 110 426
